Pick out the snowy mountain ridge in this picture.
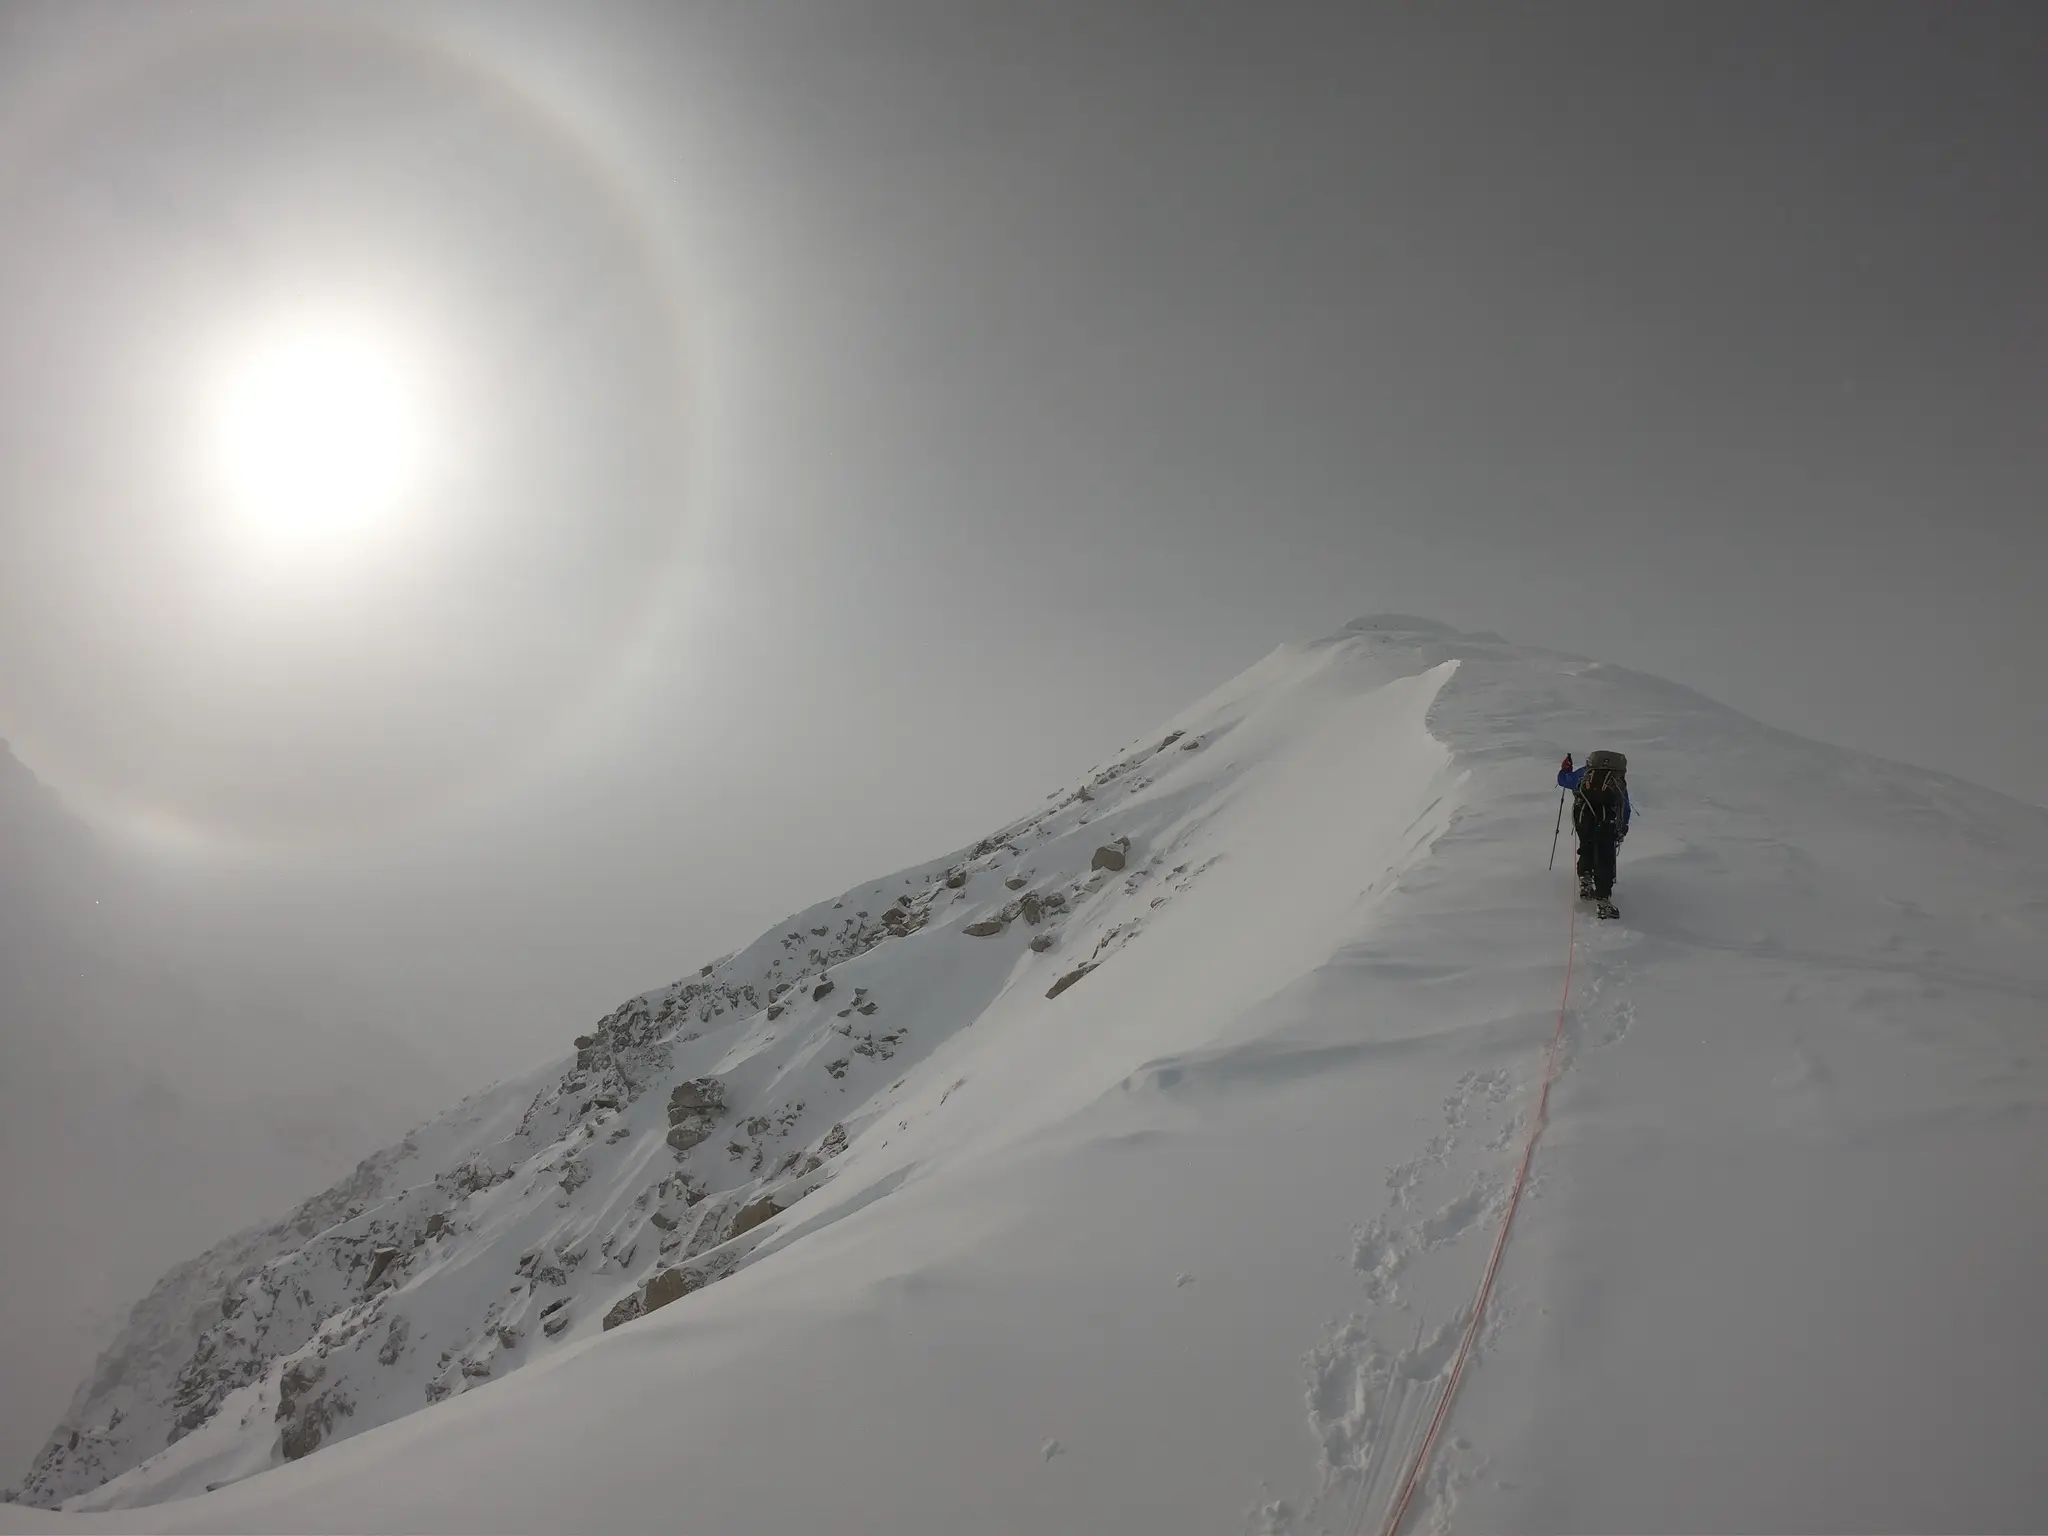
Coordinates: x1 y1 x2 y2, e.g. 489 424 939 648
8 616 2045 1534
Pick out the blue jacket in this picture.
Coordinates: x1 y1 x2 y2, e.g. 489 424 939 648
1559 765 1632 831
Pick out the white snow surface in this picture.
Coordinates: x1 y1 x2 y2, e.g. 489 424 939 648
6 617 2045 1534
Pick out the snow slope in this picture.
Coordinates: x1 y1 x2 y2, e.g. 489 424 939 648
6 617 2045 1534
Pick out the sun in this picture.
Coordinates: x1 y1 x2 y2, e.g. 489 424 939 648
206 316 429 546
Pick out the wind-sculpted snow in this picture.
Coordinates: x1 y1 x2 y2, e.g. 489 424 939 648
8 617 2045 1534
13 623 1418 1514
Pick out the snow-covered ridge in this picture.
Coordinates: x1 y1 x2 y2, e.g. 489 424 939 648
12 623 1461 1512
10 616 2046 1534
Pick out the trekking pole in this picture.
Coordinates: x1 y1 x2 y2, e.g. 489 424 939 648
1547 787 1566 870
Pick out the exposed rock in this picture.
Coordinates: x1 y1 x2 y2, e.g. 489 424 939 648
602 1294 644 1331
275 1362 352 1462
730 1196 783 1238
1030 933 1057 953
421 1213 448 1242
812 979 835 1001
649 1211 678 1231
963 919 1008 938
1019 894 1044 925
1160 730 1184 748
1046 964 1097 999
1090 845 1127 872
669 1081 721 1114
276 1361 322 1423
1077 785 1095 802
496 1326 521 1350
542 1310 572 1337
377 1315 410 1367
857 1002 878 1016
642 1267 696 1315
1181 737 1200 750
766 1004 785 1021
364 1246 402 1289
666 1123 712 1153
945 872 966 889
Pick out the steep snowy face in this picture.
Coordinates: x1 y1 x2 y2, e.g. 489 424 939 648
13 629 1464 1511
11 617 2046 1535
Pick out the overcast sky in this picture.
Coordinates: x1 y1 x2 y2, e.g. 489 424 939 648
2 0 2044 1472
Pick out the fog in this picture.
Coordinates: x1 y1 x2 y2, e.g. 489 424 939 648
3 0 2043 1478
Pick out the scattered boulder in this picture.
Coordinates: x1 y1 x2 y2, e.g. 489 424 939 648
767 1004 785 1021
1090 845 1127 872
1181 737 1200 750
1005 876 1028 890
542 1310 572 1338
812 979 835 1001
1160 730 1184 748
422 1213 449 1242
1030 933 1057 953
1078 785 1095 802
963 919 1008 938
1019 894 1044 925
945 872 967 889
857 1001 878 1015
1046 964 1097 999
573 1034 594 1049
602 1294 644 1331
649 1211 678 1231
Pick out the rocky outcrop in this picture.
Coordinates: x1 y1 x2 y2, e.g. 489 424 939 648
729 1197 782 1238
364 1246 402 1289
1046 964 1096 999
963 919 1007 938
275 1362 352 1462
641 1268 697 1314
1090 845 1127 872
666 1078 726 1153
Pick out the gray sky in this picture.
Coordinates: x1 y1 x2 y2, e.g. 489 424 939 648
2 0 2045 1475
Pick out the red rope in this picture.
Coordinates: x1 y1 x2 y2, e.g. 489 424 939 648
1377 893 1578 1536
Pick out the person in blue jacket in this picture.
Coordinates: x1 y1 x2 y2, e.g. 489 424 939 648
1558 752 1631 913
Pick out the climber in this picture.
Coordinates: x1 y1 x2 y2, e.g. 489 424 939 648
1558 750 1631 918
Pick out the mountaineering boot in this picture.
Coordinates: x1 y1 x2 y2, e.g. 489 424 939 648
1597 898 1620 921
1579 872 1597 901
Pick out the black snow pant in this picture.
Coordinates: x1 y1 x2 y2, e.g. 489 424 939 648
1574 806 1619 899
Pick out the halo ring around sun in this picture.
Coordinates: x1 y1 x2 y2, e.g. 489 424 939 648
0 11 698 856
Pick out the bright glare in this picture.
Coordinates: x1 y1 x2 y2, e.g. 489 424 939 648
207 319 428 546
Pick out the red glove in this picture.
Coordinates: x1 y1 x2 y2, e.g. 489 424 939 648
1560 754 1573 773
